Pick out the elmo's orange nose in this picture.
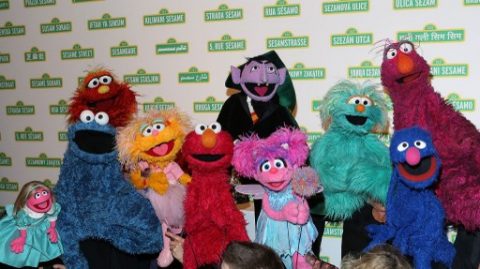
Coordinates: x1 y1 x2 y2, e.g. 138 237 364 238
397 53 414 74
201 129 216 148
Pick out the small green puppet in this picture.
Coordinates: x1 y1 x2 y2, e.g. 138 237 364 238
310 80 391 220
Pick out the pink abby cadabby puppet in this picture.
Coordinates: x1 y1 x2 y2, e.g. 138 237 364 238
232 127 318 269
0 181 63 268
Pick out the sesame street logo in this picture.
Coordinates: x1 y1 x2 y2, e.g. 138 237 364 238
0 177 18 191
0 75 15 90
124 69 160 85
331 28 373 46
58 131 68 142
143 97 175 112
25 153 62 168
289 63 326 80
0 0 8 9
156 38 189 55
348 61 380 79
264 1 300 17
6 101 35 115
15 127 44 142
266 31 309 49
144 9 186 26
208 35 246 52
30 73 62 88
323 221 343 238
111 41 138 57
397 24 464 43
72 0 99 2
25 47 46 62
430 58 468 77
322 0 369 14
40 18 72 33
178 67 209 83
24 0 55 7
49 100 68 115
61 44 94 60
0 153 12 166
393 0 437 9
464 0 480 5
0 22 26 37
0 52 10 63
88 13 126 30
205 4 243 21
193 97 223 113
447 93 475 112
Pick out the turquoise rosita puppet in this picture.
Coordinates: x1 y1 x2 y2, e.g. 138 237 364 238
54 69 163 269
309 80 391 256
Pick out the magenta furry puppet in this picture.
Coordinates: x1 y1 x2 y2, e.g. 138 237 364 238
232 127 319 269
380 40 480 231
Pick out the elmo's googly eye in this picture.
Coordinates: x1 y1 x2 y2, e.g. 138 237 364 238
95 112 109 125
208 122 222 134
99 75 113 85
87 78 100 89
195 124 207 135
80 110 95 123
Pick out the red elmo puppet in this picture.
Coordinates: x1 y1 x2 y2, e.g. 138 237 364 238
181 122 249 269
381 40 480 230
68 68 137 127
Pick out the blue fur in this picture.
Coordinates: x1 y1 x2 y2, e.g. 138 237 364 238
366 127 455 269
309 80 391 219
54 120 163 269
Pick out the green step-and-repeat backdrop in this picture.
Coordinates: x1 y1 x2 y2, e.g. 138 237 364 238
1 0 479 265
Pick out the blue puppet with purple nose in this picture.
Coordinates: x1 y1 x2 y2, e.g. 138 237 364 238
365 126 455 269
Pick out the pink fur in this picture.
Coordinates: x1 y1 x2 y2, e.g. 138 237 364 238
382 41 480 230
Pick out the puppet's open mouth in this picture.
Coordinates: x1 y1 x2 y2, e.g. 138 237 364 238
346 115 367 125
245 83 276 97
146 140 174 157
86 93 118 108
74 130 116 154
397 156 437 182
192 154 224 162
396 72 422 84
33 200 50 210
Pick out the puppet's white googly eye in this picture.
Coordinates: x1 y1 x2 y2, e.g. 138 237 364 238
273 159 286 169
153 123 165 131
347 96 362 105
251 65 259 72
42 190 48 196
414 140 426 149
34 193 41 199
260 161 271 172
142 126 153 137
80 110 95 123
399 42 413 54
87 78 99 89
99 75 112 85
208 122 222 134
195 124 207 135
361 98 372 107
266 65 276 74
95 112 109 125
397 141 409 152
386 48 397 60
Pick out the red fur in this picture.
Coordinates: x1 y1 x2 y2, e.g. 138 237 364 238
68 69 137 127
382 41 480 230
181 128 249 269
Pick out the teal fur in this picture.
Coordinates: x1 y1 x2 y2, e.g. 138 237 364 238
310 80 391 220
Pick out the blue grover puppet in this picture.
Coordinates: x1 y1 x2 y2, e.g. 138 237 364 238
365 126 455 269
54 110 163 269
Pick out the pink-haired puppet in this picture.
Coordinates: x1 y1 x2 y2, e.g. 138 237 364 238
232 127 318 269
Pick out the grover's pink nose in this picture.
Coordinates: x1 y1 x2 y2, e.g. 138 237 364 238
406 147 421 166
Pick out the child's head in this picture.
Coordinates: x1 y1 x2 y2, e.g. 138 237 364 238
341 244 412 269
14 181 54 216
221 241 284 269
